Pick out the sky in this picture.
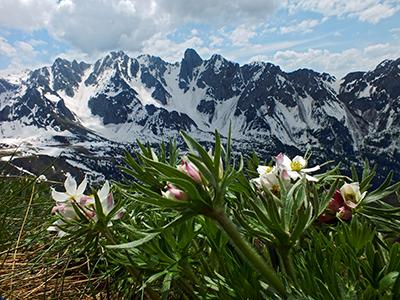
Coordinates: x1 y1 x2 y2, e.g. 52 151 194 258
0 0 400 79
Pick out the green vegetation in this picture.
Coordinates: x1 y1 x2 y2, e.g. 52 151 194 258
1 129 400 299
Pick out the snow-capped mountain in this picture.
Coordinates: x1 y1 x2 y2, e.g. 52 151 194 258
1 49 399 182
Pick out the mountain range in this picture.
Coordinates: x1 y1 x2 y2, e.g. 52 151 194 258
0 48 399 183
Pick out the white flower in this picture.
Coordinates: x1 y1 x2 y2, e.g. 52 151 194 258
96 181 125 220
260 169 292 197
340 182 366 207
251 165 278 187
48 178 124 235
48 202 92 237
51 175 89 204
275 153 320 182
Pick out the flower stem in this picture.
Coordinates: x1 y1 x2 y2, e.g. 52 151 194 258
277 246 298 288
101 228 161 300
212 211 287 299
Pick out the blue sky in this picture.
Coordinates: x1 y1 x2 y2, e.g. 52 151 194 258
0 0 399 79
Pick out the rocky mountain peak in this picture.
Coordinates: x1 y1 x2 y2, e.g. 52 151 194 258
1 49 400 183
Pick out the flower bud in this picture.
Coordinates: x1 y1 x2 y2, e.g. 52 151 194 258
337 206 352 221
329 189 344 212
162 184 189 201
177 157 202 183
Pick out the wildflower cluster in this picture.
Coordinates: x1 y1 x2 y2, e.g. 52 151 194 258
252 153 320 197
319 182 366 222
162 150 223 202
41 130 400 300
48 175 124 236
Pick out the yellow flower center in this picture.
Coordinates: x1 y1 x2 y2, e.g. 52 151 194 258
271 185 281 198
264 166 273 174
344 193 356 203
290 161 303 172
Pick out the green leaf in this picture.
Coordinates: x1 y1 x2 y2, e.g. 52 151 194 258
130 183 188 208
290 205 313 242
351 164 359 182
378 272 399 293
392 271 400 299
387 243 400 274
141 154 201 186
181 130 215 172
361 178 400 205
162 271 174 300
317 179 339 217
106 232 159 250
213 129 222 180
315 278 336 300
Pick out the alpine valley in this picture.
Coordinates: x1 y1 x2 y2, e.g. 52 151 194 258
1 49 400 184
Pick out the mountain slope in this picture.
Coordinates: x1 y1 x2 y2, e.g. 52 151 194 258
0 49 399 181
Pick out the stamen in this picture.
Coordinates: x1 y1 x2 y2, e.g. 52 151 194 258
290 161 303 172
264 166 273 174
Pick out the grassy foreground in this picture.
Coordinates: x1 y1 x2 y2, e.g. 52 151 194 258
1 130 400 299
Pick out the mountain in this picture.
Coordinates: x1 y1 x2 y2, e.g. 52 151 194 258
0 49 399 183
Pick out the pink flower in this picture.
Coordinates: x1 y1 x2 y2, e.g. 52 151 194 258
318 211 336 223
337 206 352 221
329 189 344 212
162 184 189 201
177 156 202 183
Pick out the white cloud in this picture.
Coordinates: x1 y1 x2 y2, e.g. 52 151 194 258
284 0 399 24
28 39 47 46
229 26 257 46
0 0 57 30
209 35 224 47
0 0 281 57
272 43 400 78
0 37 47 77
15 41 38 60
0 37 17 57
139 33 214 63
279 19 320 34
363 43 396 57
248 54 269 62
357 3 398 24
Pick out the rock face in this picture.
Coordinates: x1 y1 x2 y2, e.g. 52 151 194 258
0 49 399 181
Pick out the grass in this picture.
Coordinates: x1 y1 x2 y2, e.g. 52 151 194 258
0 170 110 299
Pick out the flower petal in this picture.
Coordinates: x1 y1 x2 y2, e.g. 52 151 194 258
287 170 300 180
302 165 320 173
111 209 125 220
103 193 114 214
280 169 291 187
344 201 358 209
75 175 88 195
257 165 275 175
64 175 77 195
305 174 319 182
97 181 110 201
51 189 71 202
184 161 202 182
292 156 307 167
80 195 94 205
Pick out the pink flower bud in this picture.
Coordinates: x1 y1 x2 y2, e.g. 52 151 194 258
337 206 352 221
184 161 202 183
318 212 337 223
329 189 344 212
164 184 189 201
